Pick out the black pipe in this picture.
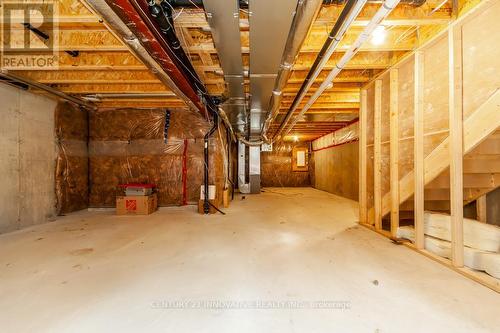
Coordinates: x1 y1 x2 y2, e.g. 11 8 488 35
204 112 218 214
148 0 181 49
146 0 218 115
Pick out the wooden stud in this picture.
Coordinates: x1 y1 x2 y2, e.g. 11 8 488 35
359 89 368 224
374 80 382 230
414 51 425 250
370 90 500 224
476 195 487 223
448 27 464 268
389 69 399 238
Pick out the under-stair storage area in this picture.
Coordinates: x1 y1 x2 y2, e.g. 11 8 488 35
357 2 500 290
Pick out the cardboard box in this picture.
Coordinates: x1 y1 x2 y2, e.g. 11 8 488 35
116 193 158 215
198 199 218 214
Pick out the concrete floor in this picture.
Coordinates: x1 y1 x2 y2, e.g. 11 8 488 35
0 187 499 333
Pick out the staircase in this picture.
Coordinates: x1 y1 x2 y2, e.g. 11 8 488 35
369 90 500 222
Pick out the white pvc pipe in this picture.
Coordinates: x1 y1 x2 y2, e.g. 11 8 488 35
283 0 401 137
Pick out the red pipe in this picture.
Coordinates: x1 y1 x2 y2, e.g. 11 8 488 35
106 0 207 118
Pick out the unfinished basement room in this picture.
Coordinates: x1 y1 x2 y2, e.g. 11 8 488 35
1 0 500 331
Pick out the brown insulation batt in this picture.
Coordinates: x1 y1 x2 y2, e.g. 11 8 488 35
55 102 89 214
261 143 311 187
89 108 226 207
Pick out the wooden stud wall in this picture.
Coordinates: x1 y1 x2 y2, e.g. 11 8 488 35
358 0 500 291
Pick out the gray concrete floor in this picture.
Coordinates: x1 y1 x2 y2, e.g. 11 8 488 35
0 187 499 333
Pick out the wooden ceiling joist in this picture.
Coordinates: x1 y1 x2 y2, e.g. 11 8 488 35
4 0 453 139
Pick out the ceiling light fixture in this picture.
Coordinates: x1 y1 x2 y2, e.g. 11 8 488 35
371 25 387 45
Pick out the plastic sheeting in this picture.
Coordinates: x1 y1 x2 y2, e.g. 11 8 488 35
312 121 359 151
261 143 311 187
55 102 89 214
89 108 226 207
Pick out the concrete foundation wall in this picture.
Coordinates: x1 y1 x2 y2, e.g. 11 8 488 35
0 83 57 233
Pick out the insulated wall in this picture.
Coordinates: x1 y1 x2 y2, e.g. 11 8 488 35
88 108 226 208
55 102 89 214
260 142 311 187
0 83 57 233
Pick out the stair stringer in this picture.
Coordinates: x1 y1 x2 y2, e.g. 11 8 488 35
368 89 500 222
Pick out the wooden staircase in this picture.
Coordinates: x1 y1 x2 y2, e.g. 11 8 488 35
369 90 500 221
400 130 500 213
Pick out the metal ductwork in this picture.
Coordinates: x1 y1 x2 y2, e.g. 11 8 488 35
242 0 299 193
282 0 402 138
261 0 323 140
203 0 249 193
203 0 247 134
271 0 367 140
248 0 298 140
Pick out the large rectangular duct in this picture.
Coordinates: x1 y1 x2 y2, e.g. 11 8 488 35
203 0 247 134
248 0 298 139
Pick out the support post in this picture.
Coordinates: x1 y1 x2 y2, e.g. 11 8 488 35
374 80 382 230
476 195 487 223
359 89 368 224
448 27 464 267
389 69 399 238
414 51 425 250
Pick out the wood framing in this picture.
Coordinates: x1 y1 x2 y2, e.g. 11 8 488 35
414 51 425 249
358 0 499 290
448 27 464 268
358 222 500 293
476 195 487 223
389 69 399 238
359 89 368 224
374 80 382 230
